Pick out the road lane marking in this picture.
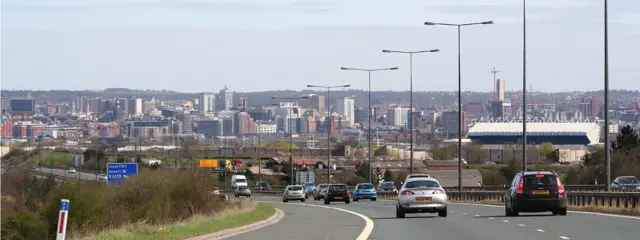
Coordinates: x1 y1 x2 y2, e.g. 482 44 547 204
474 215 480 217
285 203 374 240
462 213 467 215
502 220 509 223
488 217 495 220
517 224 525 227
536 229 545 233
187 208 285 240
558 236 570 240
451 202 640 220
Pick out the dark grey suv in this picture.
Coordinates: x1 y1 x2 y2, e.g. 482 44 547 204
504 171 567 216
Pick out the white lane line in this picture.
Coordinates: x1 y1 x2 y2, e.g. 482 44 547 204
189 208 285 240
517 224 526 227
488 217 495 220
558 236 571 240
474 215 480 217
462 213 467 215
536 229 546 233
451 202 640 220
286 203 373 240
502 220 509 223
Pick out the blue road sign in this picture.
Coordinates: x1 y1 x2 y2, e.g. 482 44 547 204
59 199 69 211
107 163 138 185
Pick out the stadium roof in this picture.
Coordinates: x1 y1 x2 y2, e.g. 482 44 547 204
468 118 601 145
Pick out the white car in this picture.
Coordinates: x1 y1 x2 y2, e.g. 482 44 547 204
282 185 306 203
68 168 77 173
97 174 107 182
396 177 448 218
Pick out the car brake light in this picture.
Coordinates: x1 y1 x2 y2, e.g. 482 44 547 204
285 191 289 195
372 189 376 192
556 175 565 197
516 176 524 195
402 190 413 195
328 192 332 195
346 191 350 195
433 189 445 194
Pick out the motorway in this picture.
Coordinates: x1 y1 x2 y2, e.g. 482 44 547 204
32 167 100 181
232 197 640 240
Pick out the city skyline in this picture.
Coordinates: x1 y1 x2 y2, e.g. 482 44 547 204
2 0 639 92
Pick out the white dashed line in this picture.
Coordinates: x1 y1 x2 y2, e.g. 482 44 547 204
502 220 509 223
474 215 480 217
558 236 571 240
536 229 546 233
488 217 495 220
517 224 526 227
462 213 467 215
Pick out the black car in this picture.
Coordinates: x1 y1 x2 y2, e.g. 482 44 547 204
324 184 351 205
505 171 567 216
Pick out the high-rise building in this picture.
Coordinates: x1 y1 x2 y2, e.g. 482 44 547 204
310 95 325 113
440 111 469 136
579 96 600 119
215 86 234 111
128 97 143 117
198 92 216 114
354 107 369 125
388 107 410 127
75 96 85 114
496 79 506 101
336 97 355 126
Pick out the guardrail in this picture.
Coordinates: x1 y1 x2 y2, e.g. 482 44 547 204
221 184 640 193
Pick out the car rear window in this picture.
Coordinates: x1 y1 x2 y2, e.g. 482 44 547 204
380 182 394 188
288 186 302 191
618 177 640 184
235 179 246 183
524 174 557 187
405 180 440 188
359 184 374 189
319 184 329 189
329 185 348 191
305 183 315 187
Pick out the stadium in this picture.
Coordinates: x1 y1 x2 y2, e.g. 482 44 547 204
468 117 601 145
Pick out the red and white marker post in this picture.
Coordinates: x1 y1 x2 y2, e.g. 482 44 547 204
56 199 70 240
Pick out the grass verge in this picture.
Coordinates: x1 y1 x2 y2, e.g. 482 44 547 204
88 202 275 240
448 199 640 216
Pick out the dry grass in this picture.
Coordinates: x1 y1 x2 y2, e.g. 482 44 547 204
449 199 640 216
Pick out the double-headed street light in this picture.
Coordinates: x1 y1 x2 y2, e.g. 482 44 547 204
306 84 351 184
341 67 399 183
424 20 493 191
270 96 309 185
381 49 439 175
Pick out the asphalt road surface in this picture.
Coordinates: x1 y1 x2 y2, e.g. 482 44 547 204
32 167 100 181
236 197 640 240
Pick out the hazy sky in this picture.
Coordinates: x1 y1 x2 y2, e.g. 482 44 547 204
1 0 639 93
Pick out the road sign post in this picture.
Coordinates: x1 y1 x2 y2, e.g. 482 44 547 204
56 199 70 240
107 163 138 186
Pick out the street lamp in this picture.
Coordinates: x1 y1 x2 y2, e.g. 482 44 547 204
604 0 611 191
270 96 309 185
381 49 439 175
341 67 398 183
307 84 351 184
424 20 493 191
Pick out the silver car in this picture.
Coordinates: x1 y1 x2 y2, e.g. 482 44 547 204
234 185 251 198
313 184 330 200
396 177 448 218
282 185 306 202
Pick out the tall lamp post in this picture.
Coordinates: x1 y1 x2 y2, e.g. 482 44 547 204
604 0 611 191
381 49 439 175
270 96 309 185
307 84 351 184
424 20 493 191
341 67 398 183
522 0 528 172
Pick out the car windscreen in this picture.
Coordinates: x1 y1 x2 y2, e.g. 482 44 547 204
524 174 557 187
329 185 348 191
405 180 440 188
235 179 246 183
359 184 374 189
288 186 302 191
238 186 249 190
618 177 640 184
258 182 269 187
380 182 394 188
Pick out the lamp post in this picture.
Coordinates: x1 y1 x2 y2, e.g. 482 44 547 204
306 84 351 184
522 0 528 172
604 0 611 191
424 20 493 191
270 96 309 185
382 49 439 175
340 67 398 183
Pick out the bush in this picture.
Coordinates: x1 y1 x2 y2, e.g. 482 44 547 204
1 167 226 239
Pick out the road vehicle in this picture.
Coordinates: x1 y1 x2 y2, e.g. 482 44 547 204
504 171 567 216
231 175 248 188
353 183 377 201
324 184 350 205
314 184 330 200
67 168 76 173
396 177 448 218
611 176 640 190
282 185 306 202
97 174 107 182
255 181 271 191
302 186 309 199
378 181 398 194
303 182 317 193
234 185 252 198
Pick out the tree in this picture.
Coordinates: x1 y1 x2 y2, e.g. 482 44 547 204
539 142 556 162
354 161 370 179
383 169 394 181
612 125 640 152
245 169 254 181
372 167 383 184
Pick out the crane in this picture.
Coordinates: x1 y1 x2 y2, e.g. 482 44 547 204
491 67 502 102
530 85 535 118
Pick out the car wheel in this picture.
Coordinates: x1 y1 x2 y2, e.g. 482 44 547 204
353 197 358 202
512 206 520 216
283 198 288 203
324 199 330 205
396 205 406 218
558 207 567 216
438 206 448 217
372 198 377 202
301 198 306 202
345 199 350 204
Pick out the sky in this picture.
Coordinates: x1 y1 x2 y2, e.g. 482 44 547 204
1 0 639 93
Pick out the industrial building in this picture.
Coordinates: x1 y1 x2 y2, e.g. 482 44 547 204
468 117 601 145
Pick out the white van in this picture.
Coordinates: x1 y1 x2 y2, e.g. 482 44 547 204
231 175 248 188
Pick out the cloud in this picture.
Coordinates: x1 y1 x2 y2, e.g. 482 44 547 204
612 12 640 25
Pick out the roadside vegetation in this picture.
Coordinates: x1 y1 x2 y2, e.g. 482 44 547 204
0 154 252 240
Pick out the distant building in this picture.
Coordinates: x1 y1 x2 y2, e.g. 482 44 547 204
336 97 355 126
496 79 505 101
198 92 216 114
215 86 234 112
440 111 469 136
468 117 600 145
